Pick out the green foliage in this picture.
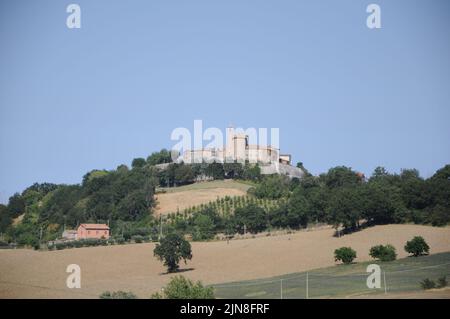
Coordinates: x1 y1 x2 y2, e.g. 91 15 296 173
153 233 192 272
254 175 289 199
131 158 146 169
324 166 362 188
437 276 448 288
147 149 173 166
233 204 266 234
420 276 447 290
334 247 357 264
420 278 436 290
100 291 138 299
151 276 214 299
405 236 430 257
369 244 397 261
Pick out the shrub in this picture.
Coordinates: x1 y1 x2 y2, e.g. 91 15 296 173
151 276 214 299
100 291 138 299
334 247 357 264
369 244 397 262
55 242 66 250
132 235 144 243
404 236 429 256
115 237 125 245
420 278 436 290
437 276 448 288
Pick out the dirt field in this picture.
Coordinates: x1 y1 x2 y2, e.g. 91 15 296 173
0 224 449 298
155 180 251 215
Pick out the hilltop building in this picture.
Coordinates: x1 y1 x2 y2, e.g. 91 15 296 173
177 126 304 179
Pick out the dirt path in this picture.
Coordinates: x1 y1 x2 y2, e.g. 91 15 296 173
0 224 449 298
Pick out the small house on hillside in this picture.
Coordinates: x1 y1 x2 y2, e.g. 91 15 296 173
77 223 110 240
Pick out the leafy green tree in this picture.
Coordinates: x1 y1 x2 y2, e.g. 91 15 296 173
154 233 192 272
254 175 289 199
223 162 244 179
0 204 12 233
233 204 266 234
324 166 361 188
151 276 214 299
326 187 363 231
205 162 225 180
369 244 397 261
242 162 261 181
362 182 405 224
287 189 310 228
7 193 25 218
191 214 215 241
404 236 430 256
147 149 173 166
131 157 146 169
334 247 357 264
174 164 195 185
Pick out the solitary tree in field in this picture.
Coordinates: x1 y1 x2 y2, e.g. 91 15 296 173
154 233 192 273
404 236 429 257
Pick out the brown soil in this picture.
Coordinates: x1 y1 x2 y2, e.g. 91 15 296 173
0 224 449 298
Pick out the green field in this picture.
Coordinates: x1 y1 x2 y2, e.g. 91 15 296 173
159 180 253 193
211 252 450 298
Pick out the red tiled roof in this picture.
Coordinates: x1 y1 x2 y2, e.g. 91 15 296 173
79 223 110 230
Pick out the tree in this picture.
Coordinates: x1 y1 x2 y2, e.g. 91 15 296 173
369 244 397 261
131 158 146 169
404 236 430 257
7 193 25 218
151 276 214 299
324 166 361 189
147 149 173 166
334 247 357 264
233 204 266 234
287 189 310 228
154 233 192 272
326 186 363 232
191 214 215 241
254 175 289 199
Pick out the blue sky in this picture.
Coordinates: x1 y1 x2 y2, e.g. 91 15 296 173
1 0 449 203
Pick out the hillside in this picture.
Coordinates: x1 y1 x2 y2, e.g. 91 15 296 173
1 224 449 298
154 180 252 215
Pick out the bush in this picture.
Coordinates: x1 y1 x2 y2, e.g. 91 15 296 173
405 236 430 256
115 237 125 245
334 247 357 264
151 276 214 299
132 235 144 243
420 278 436 290
437 276 448 288
100 291 138 299
369 244 397 262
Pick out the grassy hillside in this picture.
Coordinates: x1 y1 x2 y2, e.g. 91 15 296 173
212 252 450 299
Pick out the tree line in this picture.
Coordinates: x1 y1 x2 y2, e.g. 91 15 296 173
0 147 448 248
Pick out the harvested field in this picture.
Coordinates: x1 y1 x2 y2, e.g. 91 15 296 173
155 180 251 215
0 224 449 298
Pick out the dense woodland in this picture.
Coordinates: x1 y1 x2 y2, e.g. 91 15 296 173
0 148 448 248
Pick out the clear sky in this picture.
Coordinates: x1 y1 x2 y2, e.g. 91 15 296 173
1 0 449 203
